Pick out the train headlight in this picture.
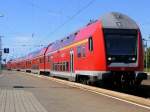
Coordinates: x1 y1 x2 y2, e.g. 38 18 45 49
132 57 135 61
129 57 136 61
108 57 112 61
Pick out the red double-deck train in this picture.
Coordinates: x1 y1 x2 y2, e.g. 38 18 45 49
7 12 147 86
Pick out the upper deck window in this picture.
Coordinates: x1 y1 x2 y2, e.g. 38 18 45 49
88 36 93 51
77 45 86 58
82 46 86 57
77 46 81 57
48 56 51 62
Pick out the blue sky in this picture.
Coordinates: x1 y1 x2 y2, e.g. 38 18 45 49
0 0 150 61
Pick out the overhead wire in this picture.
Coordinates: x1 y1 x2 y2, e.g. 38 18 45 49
5 0 96 59
24 0 66 17
46 0 95 37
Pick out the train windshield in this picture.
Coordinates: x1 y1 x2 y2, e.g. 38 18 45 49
104 29 137 64
105 35 137 56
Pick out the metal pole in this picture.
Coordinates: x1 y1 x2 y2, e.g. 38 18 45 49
0 36 2 74
146 40 148 72
0 14 4 74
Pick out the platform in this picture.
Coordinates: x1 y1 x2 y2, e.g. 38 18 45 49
0 89 47 112
0 71 149 112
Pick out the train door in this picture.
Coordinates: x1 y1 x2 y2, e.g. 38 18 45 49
70 50 75 81
70 50 74 72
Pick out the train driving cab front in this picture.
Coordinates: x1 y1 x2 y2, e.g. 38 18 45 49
100 12 147 86
104 29 138 69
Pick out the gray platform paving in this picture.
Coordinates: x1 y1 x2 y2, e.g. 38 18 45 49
0 70 150 112
0 89 47 112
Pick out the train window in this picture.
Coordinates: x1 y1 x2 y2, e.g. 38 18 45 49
77 46 81 57
42 58 44 63
58 63 60 71
52 62 69 71
105 34 137 56
88 36 93 51
40 58 44 63
54 63 56 71
57 63 59 71
82 46 86 57
56 63 59 71
53 63 55 71
55 63 57 71
60 63 61 71
62 62 65 71
48 56 51 62
66 62 69 71
60 63 62 71
53 63 54 70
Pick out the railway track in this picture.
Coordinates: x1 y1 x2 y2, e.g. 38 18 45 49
17 71 150 110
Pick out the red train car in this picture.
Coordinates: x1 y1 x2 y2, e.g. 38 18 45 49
30 47 47 74
7 12 147 86
10 59 18 70
6 60 12 70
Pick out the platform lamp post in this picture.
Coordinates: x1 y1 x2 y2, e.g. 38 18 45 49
0 13 4 73
0 36 3 73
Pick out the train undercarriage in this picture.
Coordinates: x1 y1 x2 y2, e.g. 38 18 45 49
75 71 147 88
8 68 148 89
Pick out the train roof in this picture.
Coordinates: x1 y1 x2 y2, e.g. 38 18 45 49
46 12 139 55
8 57 23 63
26 47 47 60
46 33 77 54
37 47 47 57
100 12 138 29
46 21 100 54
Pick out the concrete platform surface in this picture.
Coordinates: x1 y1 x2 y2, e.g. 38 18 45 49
0 89 47 112
0 71 149 112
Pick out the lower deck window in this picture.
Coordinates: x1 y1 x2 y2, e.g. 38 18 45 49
53 62 69 71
